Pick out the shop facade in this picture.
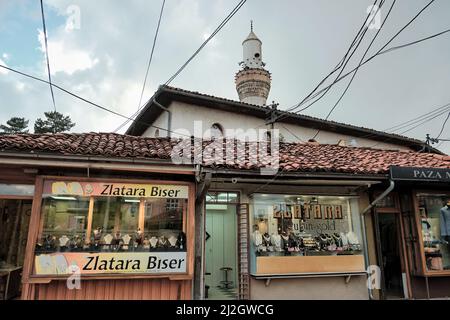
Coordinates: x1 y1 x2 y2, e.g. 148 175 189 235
0 134 449 300
0 133 197 300
197 164 450 300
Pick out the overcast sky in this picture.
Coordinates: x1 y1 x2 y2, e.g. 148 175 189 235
0 0 449 153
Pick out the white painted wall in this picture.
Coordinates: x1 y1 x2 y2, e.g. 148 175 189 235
141 101 411 151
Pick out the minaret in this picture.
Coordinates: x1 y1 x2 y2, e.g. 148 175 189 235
235 21 271 106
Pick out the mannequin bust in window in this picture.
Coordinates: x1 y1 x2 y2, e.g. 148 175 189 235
440 200 450 243
122 234 131 251
143 236 151 250
93 227 102 241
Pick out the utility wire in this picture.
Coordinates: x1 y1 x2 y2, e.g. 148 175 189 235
282 0 380 115
311 0 396 140
164 0 247 86
114 0 166 133
284 0 436 117
39 0 56 113
436 112 450 139
137 0 165 112
114 0 247 133
367 104 450 148
0 64 192 138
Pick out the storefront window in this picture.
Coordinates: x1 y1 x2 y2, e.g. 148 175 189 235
33 180 190 276
0 183 34 196
250 194 363 264
418 193 450 272
37 196 90 252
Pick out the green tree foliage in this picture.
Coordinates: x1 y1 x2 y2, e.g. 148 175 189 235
34 111 76 134
0 117 29 134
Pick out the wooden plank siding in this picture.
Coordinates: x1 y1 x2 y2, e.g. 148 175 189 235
33 279 191 300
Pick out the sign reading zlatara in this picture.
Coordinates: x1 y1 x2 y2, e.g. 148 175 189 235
34 252 187 275
43 180 189 198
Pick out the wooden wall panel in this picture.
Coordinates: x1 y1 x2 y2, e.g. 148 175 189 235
33 279 191 300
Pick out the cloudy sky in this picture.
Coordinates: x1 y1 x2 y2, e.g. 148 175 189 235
0 0 449 153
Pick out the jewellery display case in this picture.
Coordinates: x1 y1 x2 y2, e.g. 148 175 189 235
250 194 365 275
32 179 191 276
415 193 450 275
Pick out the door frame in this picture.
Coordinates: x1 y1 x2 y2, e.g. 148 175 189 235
373 192 412 299
203 190 241 299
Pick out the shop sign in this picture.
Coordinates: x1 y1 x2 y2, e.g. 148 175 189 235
43 180 189 198
34 252 187 275
390 166 450 182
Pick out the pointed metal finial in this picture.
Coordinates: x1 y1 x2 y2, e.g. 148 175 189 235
250 20 253 32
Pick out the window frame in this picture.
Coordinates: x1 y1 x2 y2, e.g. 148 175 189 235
413 189 450 277
27 176 195 281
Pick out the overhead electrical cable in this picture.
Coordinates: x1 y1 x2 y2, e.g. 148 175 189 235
114 0 166 133
0 64 192 138
283 0 436 118
39 0 56 113
114 0 248 133
310 0 396 140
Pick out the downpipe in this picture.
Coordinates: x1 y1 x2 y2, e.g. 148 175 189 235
360 179 395 300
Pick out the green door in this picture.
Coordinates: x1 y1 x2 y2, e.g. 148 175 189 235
205 204 238 298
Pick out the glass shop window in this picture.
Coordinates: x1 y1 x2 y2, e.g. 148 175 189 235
36 196 90 253
418 194 450 272
250 194 363 257
143 198 187 251
36 194 188 254
91 197 140 250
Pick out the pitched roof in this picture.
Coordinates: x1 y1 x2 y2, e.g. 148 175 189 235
125 85 436 153
0 133 448 176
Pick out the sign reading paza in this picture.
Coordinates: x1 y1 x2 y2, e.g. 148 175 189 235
390 166 450 182
43 180 189 198
35 252 187 275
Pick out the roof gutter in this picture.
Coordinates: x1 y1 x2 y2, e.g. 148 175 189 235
0 154 195 175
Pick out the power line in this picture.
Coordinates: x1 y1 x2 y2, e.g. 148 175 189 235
164 0 247 86
114 0 248 133
137 0 166 112
284 0 437 118
436 112 450 139
114 0 166 133
0 63 193 138
367 103 450 149
282 0 380 115
311 0 396 140
383 103 450 133
39 0 56 113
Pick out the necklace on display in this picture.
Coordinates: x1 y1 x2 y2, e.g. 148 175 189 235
254 231 263 246
168 236 178 247
149 237 158 248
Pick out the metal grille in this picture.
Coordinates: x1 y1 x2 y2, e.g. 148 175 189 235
237 203 250 300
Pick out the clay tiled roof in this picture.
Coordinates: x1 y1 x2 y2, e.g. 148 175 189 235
0 133 449 175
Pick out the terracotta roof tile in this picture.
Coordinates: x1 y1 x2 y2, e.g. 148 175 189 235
0 133 449 175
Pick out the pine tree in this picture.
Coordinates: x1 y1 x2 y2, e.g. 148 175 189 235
0 117 29 134
34 111 76 134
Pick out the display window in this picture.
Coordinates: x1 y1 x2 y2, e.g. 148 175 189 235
417 193 450 273
250 194 365 275
33 179 190 276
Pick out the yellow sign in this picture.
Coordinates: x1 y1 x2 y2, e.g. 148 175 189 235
44 181 189 199
34 252 187 275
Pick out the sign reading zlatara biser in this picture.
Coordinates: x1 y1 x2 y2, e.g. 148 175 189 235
42 180 189 198
34 252 187 275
